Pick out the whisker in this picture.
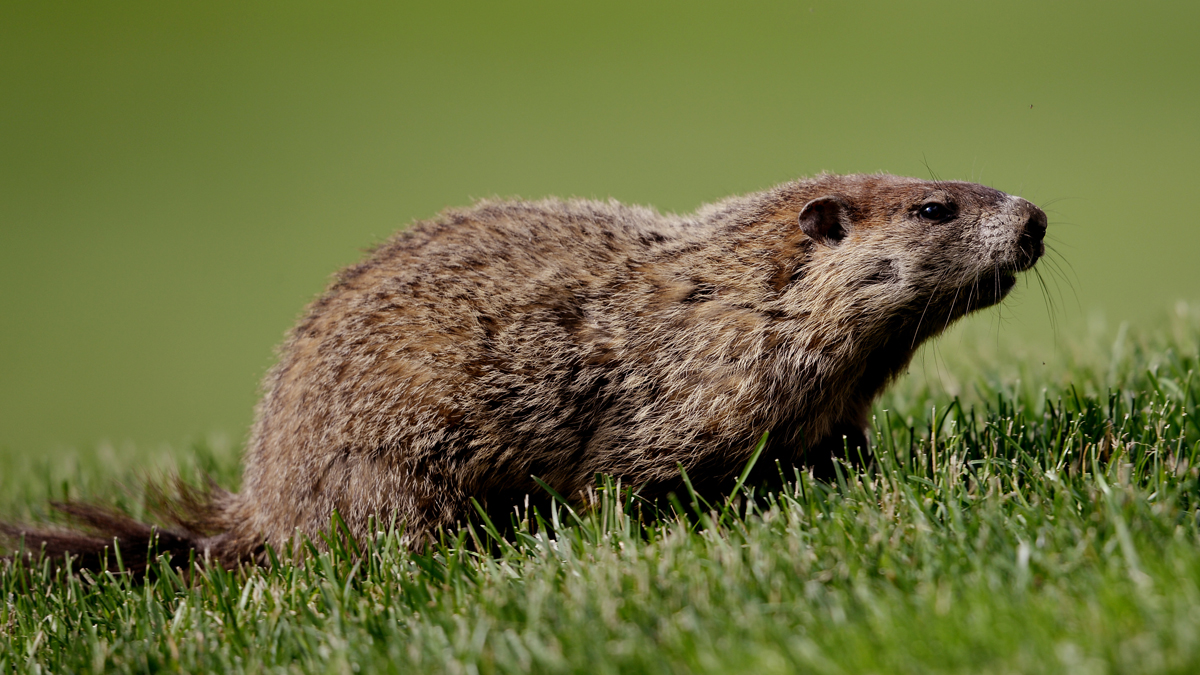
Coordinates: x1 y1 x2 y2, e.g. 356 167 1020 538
1041 248 1080 312
942 274 966 336
1032 266 1060 340
1044 243 1081 279
912 265 955 349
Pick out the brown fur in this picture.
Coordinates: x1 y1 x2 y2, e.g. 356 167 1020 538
4 173 1046 567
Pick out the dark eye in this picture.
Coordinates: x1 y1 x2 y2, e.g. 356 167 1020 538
918 202 956 222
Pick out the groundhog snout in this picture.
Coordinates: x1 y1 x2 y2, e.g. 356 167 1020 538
1014 200 1047 266
1023 206 1048 243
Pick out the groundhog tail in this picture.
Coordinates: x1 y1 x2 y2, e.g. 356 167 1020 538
0 477 244 574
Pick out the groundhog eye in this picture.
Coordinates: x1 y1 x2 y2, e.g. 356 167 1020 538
918 202 955 222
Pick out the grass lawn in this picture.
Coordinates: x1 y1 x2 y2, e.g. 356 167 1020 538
3 307 1200 674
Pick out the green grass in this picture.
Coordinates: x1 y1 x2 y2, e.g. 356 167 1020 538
3 307 1200 674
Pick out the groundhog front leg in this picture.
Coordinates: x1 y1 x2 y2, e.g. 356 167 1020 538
805 421 870 482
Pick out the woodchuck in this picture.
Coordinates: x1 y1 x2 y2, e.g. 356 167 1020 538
4 173 1046 569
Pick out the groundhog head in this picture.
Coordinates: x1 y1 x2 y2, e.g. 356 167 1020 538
791 175 1046 337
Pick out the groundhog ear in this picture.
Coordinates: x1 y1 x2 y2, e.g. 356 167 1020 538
798 197 850 246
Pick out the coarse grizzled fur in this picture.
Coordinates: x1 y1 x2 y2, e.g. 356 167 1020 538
3 173 1046 570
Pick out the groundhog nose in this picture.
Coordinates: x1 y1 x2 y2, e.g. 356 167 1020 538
1014 201 1047 268
1025 207 1048 242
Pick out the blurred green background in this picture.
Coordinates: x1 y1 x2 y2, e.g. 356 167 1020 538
2 1 1198 457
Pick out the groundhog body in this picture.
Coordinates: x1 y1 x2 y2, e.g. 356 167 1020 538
202 173 1046 558
4 173 1047 566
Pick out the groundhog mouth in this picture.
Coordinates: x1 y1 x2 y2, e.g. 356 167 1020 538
1015 237 1045 272
1007 241 1042 274
1013 210 1047 272
977 253 1039 307
994 228 1045 294
997 268 1019 294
